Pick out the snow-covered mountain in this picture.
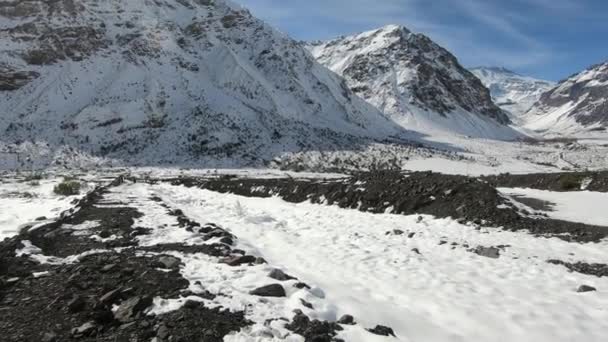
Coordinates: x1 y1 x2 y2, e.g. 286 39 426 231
525 62 608 134
470 67 554 122
308 25 521 140
0 0 403 166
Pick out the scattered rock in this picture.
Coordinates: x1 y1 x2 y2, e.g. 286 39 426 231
367 324 396 337
408 232 416 238
99 288 122 305
577 285 597 293
249 284 286 297
392 229 404 235
67 295 86 312
113 296 153 322
41 332 57 342
286 312 343 341
294 282 311 289
300 299 314 309
71 321 97 337
337 314 355 325
225 255 256 266
158 256 181 269
36 216 47 221
268 269 296 281
411 248 421 255
471 246 500 259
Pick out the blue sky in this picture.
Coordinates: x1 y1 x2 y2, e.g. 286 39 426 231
235 0 608 81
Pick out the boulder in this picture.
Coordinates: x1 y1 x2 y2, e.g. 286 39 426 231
249 284 286 297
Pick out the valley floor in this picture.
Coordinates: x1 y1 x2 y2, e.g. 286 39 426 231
1 171 607 341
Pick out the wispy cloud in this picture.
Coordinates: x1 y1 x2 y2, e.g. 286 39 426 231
234 0 605 79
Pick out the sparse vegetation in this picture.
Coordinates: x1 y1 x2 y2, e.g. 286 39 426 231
53 179 82 196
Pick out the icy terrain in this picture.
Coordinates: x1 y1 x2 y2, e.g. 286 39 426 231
471 67 554 122
308 25 520 140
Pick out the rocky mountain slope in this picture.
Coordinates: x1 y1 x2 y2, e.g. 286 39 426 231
0 0 404 166
470 67 554 122
308 25 520 140
525 62 608 134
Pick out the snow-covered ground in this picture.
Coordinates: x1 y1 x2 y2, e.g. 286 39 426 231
140 182 608 342
0 176 86 240
499 187 608 226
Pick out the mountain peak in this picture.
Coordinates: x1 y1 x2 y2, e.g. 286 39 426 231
308 25 519 139
472 66 519 76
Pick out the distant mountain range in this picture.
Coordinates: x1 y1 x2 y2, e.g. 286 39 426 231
524 62 608 135
308 25 521 140
0 0 404 166
470 67 554 123
1 0 607 169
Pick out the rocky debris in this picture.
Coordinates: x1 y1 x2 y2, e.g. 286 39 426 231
485 171 608 193
300 299 314 309
411 248 421 255
156 256 181 269
71 321 97 338
0 69 40 91
285 311 344 342
225 254 257 266
249 284 286 297
576 285 597 293
470 246 501 259
114 296 153 322
548 260 608 277
367 324 396 337
170 171 608 242
337 314 355 325
268 268 297 281
0 178 250 342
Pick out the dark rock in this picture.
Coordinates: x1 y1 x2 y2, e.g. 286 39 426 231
268 269 296 281
255 257 267 264
71 321 97 337
67 295 86 312
286 312 343 341
158 256 181 269
337 314 355 325
471 246 500 259
294 282 311 289
220 237 234 245
367 325 396 337
99 230 112 239
577 285 597 293
300 299 314 309
249 284 286 297
225 255 256 266
41 332 57 342
99 289 122 305
408 232 416 238
411 248 421 255
114 296 153 322
392 229 404 235
36 216 47 221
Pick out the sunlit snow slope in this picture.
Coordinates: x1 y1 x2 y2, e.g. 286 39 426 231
0 0 402 166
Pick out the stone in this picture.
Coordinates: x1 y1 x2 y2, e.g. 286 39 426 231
249 284 286 297
408 232 416 238
472 246 500 259
225 255 256 266
299 299 313 309
392 229 404 235
114 296 153 323
337 315 355 325
577 285 597 293
268 269 296 281
41 332 57 342
367 325 396 337
99 230 112 238
67 295 86 313
99 289 122 305
158 256 181 269
71 321 96 337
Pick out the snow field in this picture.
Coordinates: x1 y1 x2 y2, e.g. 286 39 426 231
149 182 608 342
